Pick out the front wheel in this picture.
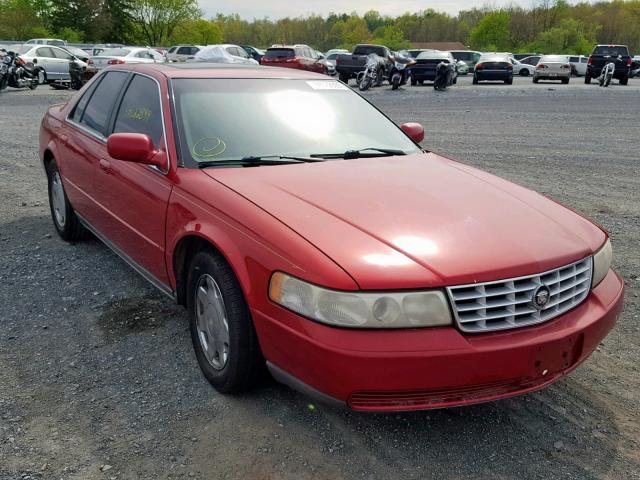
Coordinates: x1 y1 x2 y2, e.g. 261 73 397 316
46 160 89 241
186 250 263 393
520 69 530 76
391 73 400 90
359 75 372 91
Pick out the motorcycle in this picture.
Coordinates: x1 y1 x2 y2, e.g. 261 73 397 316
599 62 614 87
357 54 385 91
50 59 87 90
434 61 455 91
0 50 9 91
389 55 416 90
0 50 43 91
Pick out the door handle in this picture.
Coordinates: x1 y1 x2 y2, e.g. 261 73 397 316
99 158 111 172
60 134 68 145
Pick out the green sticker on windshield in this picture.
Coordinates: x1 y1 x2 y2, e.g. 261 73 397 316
192 137 227 158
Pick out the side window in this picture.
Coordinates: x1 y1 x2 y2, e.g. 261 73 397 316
226 47 236 56
80 71 128 136
69 76 103 122
581 58 588 63
113 75 163 147
168 47 177 54
190 47 199 55
569 56 578 62
177 47 190 55
53 48 72 60
36 47 55 58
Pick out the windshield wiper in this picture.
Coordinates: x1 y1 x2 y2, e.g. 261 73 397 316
197 155 323 168
310 147 407 160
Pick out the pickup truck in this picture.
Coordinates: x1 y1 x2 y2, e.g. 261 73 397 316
335 44 392 84
585 44 632 85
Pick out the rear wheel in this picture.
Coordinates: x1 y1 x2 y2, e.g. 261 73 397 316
620 75 628 86
584 75 591 84
186 250 263 393
46 160 89 241
562 77 570 84
410 78 417 86
520 69 529 76
533 76 539 84
37 69 46 84
338 73 349 84
472 76 479 85
505 77 513 85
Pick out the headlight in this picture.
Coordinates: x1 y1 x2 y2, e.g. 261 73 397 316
592 239 613 288
269 272 452 328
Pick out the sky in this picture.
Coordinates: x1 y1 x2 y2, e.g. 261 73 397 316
200 0 529 20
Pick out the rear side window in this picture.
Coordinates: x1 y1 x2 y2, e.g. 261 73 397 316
36 47 55 58
80 71 128 136
113 75 163 147
53 48 72 60
177 47 191 55
265 49 294 59
593 46 629 56
70 77 102 123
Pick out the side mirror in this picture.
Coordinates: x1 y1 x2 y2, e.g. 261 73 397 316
32 58 37 64
400 122 424 143
107 133 166 169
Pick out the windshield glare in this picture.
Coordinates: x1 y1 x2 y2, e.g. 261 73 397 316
172 79 421 166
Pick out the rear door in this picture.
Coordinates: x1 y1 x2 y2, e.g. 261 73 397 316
93 73 173 284
60 71 129 224
51 47 73 79
34 47 59 79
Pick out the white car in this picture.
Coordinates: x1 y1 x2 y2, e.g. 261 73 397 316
10 44 87 82
192 44 258 64
533 55 571 84
25 38 66 47
568 55 588 76
510 57 535 76
166 45 202 62
88 47 165 70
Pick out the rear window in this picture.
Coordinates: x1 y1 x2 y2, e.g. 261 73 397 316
353 46 385 56
593 46 629 56
101 48 131 57
541 55 568 63
265 49 294 59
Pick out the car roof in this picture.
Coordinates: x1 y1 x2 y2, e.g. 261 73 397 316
109 63 329 80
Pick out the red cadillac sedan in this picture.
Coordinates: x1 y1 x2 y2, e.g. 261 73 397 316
40 63 624 411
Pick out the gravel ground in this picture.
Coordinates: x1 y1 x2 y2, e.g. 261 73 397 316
1 75 638 480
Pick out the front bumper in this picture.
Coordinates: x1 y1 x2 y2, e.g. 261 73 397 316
253 269 624 411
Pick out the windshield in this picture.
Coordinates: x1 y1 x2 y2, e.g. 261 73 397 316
171 78 421 167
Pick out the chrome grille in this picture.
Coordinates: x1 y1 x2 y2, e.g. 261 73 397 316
447 257 593 333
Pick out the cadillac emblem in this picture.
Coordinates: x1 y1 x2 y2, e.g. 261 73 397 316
532 285 551 310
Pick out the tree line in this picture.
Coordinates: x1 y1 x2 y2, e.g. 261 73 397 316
1 0 639 54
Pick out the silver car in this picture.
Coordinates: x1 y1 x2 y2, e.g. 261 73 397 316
533 55 571 84
166 45 202 62
10 44 88 81
88 47 165 70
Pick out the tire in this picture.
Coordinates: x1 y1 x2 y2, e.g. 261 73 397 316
410 78 417 86
338 73 349 84
46 160 89 241
186 249 263 393
520 69 529 76
505 77 513 85
472 76 478 85
375 69 384 87
37 69 46 84
391 73 400 90
562 77 570 85
359 76 372 91
584 75 591 84
620 75 628 86
533 76 539 84
453 76 457 84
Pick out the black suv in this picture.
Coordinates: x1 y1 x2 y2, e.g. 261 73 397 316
585 45 632 85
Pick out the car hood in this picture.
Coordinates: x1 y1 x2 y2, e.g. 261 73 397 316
204 153 605 290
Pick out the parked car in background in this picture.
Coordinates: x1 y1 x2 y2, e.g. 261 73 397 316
88 47 165 71
261 45 327 74
631 56 640 78
568 55 588 76
314 50 336 76
412 51 457 85
473 53 513 84
193 44 258 64
325 48 349 57
90 44 125 56
520 55 541 66
40 63 623 411
241 45 265 63
533 55 571 84
324 51 347 69
13 44 88 82
513 53 538 61
166 45 202 62
510 57 535 76
450 50 482 71
335 44 392 84
26 38 66 47
456 60 469 75
585 44 632 85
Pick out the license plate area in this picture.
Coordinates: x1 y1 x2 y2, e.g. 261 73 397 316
530 334 584 380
